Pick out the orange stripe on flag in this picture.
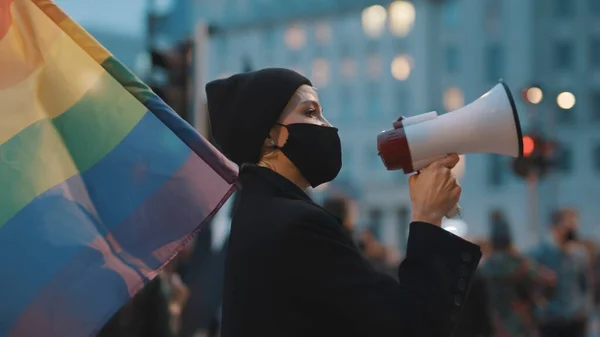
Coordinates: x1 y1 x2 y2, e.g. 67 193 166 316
0 0 12 40
32 0 111 64
0 0 61 89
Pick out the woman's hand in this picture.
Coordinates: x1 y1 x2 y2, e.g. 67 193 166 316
408 154 462 227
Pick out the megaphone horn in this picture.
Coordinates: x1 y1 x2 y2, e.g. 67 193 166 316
377 81 523 174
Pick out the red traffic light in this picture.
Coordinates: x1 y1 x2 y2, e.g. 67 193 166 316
523 136 535 157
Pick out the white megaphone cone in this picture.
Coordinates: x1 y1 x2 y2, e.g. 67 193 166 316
377 81 524 218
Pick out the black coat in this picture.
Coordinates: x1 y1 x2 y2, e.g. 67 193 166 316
221 165 482 337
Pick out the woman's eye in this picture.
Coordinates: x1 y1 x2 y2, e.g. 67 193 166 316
305 109 317 117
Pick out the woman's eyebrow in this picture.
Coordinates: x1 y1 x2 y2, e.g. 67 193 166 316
298 100 321 110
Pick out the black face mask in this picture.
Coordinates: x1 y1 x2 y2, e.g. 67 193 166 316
274 123 342 188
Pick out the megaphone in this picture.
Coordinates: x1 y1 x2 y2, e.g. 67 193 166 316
377 81 523 217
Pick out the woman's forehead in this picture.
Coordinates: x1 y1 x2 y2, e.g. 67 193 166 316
293 85 319 103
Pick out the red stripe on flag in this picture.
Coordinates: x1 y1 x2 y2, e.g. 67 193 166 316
0 0 12 40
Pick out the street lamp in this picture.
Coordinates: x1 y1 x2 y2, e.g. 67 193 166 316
557 91 576 110
521 85 543 105
362 5 387 38
526 87 543 104
388 1 416 37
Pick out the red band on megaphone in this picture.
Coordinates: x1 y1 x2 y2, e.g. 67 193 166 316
377 119 414 173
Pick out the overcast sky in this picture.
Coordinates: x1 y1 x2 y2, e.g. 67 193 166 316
55 0 147 37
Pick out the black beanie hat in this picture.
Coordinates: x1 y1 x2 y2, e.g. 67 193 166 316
206 68 312 166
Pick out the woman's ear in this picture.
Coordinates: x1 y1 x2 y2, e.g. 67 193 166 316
268 124 288 147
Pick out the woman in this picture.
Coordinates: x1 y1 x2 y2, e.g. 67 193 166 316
206 68 482 337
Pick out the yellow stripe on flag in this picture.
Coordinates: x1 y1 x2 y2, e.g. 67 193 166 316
0 0 109 145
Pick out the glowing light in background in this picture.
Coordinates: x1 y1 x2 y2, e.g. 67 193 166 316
314 22 332 44
311 58 330 87
523 136 535 157
362 5 387 38
526 87 543 104
341 58 357 79
388 1 416 37
444 87 464 111
557 91 576 109
391 55 412 80
285 23 306 50
367 54 382 79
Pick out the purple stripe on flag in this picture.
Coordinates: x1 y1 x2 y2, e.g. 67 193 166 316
6 153 235 337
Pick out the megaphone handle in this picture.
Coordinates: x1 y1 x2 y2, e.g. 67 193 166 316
446 204 461 218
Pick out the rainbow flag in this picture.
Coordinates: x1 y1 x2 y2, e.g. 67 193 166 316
0 1 238 336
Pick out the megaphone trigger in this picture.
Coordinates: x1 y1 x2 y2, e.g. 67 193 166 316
446 204 462 219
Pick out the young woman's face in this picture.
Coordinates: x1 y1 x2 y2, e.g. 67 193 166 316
269 85 332 147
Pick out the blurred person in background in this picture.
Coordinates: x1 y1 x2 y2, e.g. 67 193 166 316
206 68 482 337
480 212 555 337
530 208 592 337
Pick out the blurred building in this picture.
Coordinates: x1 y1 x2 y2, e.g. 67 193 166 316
193 0 600 251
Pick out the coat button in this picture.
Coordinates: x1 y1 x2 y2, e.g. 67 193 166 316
458 278 466 291
461 252 471 262
454 295 462 307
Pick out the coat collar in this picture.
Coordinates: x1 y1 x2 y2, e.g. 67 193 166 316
238 164 357 242
238 164 314 204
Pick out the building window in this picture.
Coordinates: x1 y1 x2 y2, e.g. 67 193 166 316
367 83 382 118
484 0 502 34
554 42 574 70
339 44 351 58
445 46 459 74
314 22 332 45
442 0 460 28
555 0 575 18
485 0 502 22
485 44 504 83
488 154 505 187
367 54 383 80
556 144 573 172
594 144 600 173
589 92 600 121
340 86 355 118
590 38 600 68
340 58 357 79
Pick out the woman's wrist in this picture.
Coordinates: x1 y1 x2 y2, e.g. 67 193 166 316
410 210 442 227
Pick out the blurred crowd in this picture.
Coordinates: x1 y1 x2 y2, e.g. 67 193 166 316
96 196 600 337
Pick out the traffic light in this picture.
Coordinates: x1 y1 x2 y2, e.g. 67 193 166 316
511 134 556 179
148 41 193 122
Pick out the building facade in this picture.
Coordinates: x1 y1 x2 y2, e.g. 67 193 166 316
194 0 600 251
